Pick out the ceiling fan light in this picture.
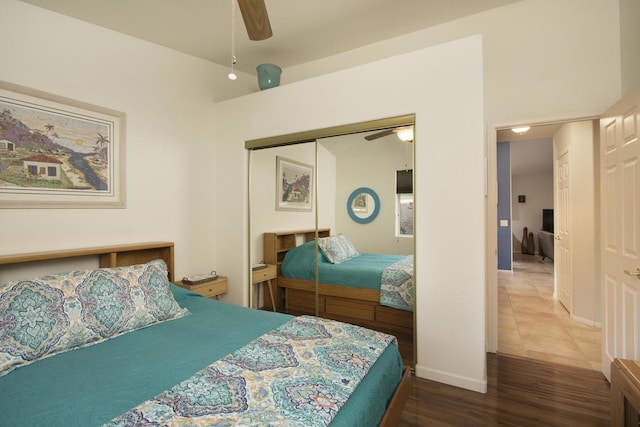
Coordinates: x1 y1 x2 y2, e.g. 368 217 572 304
397 128 414 142
228 72 237 80
512 126 530 134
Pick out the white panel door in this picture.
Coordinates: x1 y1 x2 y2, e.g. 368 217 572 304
601 86 640 380
555 139 572 311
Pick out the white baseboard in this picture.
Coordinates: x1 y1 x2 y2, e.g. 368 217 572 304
571 314 602 328
550 297 602 327
414 364 487 394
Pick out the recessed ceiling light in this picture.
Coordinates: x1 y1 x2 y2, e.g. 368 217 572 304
512 126 530 134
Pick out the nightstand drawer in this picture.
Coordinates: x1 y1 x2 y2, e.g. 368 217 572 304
252 264 277 283
177 276 227 298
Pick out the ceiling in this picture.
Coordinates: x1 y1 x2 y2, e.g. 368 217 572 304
19 0 521 75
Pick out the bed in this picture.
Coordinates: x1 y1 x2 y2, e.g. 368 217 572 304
0 242 410 426
264 231 414 364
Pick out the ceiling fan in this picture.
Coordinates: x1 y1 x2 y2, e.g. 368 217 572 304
364 126 414 142
237 0 272 41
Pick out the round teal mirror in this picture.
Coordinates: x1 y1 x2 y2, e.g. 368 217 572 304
347 187 380 224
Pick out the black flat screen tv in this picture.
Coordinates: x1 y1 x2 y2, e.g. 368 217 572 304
396 169 413 194
542 209 554 233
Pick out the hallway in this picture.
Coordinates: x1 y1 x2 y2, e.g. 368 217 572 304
498 254 602 370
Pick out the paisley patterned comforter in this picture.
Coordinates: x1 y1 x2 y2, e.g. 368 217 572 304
380 255 414 311
106 316 397 427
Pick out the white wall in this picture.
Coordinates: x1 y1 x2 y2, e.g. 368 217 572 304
511 174 554 254
554 121 599 324
320 133 414 255
214 1 622 112
620 0 640 95
214 36 487 392
285 0 621 123
0 0 224 281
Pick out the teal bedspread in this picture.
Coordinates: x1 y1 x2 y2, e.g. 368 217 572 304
281 240 406 290
0 285 403 426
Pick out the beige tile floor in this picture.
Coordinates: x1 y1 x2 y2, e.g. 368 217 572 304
498 254 602 371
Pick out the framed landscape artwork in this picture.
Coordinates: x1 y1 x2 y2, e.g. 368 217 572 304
276 156 313 211
0 81 126 208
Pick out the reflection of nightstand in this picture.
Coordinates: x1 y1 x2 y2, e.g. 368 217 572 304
175 276 227 299
252 264 277 311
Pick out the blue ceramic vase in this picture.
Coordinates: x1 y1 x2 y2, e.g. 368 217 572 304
257 63 282 90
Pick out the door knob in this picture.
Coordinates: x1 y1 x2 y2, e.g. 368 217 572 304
624 268 640 279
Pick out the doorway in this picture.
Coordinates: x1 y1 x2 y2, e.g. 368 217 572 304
495 121 602 371
498 254 601 370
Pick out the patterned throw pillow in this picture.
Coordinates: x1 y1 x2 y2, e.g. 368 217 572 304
317 235 360 264
0 260 188 376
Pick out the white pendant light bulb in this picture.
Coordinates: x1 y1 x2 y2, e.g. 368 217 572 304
228 55 237 80
228 0 237 81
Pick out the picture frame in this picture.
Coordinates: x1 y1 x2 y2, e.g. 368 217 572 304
276 156 313 211
0 81 126 208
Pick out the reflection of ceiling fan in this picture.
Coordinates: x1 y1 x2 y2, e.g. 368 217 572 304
364 126 414 142
238 0 273 41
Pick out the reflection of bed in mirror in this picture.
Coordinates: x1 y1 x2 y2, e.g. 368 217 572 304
264 229 414 364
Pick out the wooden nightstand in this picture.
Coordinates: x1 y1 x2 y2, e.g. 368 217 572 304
176 276 227 299
252 264 277 311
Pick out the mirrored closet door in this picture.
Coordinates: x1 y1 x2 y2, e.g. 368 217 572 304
246 115 416 367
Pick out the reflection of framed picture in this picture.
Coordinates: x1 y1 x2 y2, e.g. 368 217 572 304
0 81 126 208
276 156 313 211
352 193 368 212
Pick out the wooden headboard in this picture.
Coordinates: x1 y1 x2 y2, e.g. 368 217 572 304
0 242 175 281
263 228 330 268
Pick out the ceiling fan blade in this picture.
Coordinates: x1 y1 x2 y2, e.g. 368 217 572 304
364 129 396 141
237 0 273 41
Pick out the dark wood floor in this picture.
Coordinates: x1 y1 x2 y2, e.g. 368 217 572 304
399 353 611 426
